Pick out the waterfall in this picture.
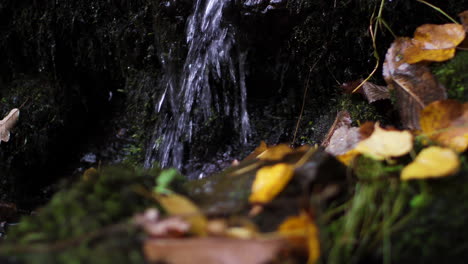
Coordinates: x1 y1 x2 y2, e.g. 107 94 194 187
145 0 250 170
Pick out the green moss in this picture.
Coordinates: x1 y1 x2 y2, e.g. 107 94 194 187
324 156 412 264
338 94 383 124
390 157 468 263
323 152 468 263
433 51 468 101
0 165 186 264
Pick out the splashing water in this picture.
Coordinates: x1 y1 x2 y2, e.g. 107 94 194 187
145 0 250 170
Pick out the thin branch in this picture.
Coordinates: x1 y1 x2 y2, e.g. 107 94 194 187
416 0 459 24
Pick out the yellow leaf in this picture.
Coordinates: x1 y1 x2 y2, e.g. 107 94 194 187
336 149 360 166
154 193 207 236
82 167 99 181
278 211 320 264
354 123 413 160
225 227 257 239
403 24 466 64
243 141 268 161
401 146 460 180
249 163 294 203
257 144 294 161
420 100 468 152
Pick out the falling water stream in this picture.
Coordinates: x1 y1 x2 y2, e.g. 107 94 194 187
145 0 251 171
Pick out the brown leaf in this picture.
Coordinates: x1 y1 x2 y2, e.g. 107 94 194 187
403 24 466 64
361 81 391 103
321 111 352 148
383 38 446 129
358 121 376 139
134 209 190 238
0 108 20 143
340 80 363 94
325 126 360 156
420 100 468 152
458 10 468 48
144 237 285 264
460 10 468 31
340 80 390 102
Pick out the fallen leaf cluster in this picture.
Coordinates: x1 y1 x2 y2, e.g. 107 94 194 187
381 22 465 129
137 144 323 264
327 99 465 180
330 17 468 181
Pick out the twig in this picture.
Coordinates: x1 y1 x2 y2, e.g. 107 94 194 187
291 56 322 145
416 0 459 24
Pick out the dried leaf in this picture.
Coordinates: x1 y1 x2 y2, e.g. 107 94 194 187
403 24 466 64
460 10 468 31
358 121 376 139
257 144 294 161
361 81 391 103
278 211 320 264
321 111 353 148
249 163 295 203
458 10 468 48
401 146 460 180
459 10 468 46
154 193 207 236
334 122 375 165
420 100 468 152
144 237 285 264
134 208 190 238
0 108 19 143
325 126 360 156
383 38 446 129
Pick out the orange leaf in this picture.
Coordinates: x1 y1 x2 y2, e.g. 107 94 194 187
403 24 466 64
420 100 468 152
279 211 320 264
243 141 268 161
256 144 294 161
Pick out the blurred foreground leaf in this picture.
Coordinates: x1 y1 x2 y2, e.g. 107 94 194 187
401 146 460 180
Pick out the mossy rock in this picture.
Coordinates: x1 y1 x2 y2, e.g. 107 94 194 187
0 166 186 264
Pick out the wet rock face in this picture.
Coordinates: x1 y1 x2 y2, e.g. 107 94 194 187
158 0 192 17
241 0 287 15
